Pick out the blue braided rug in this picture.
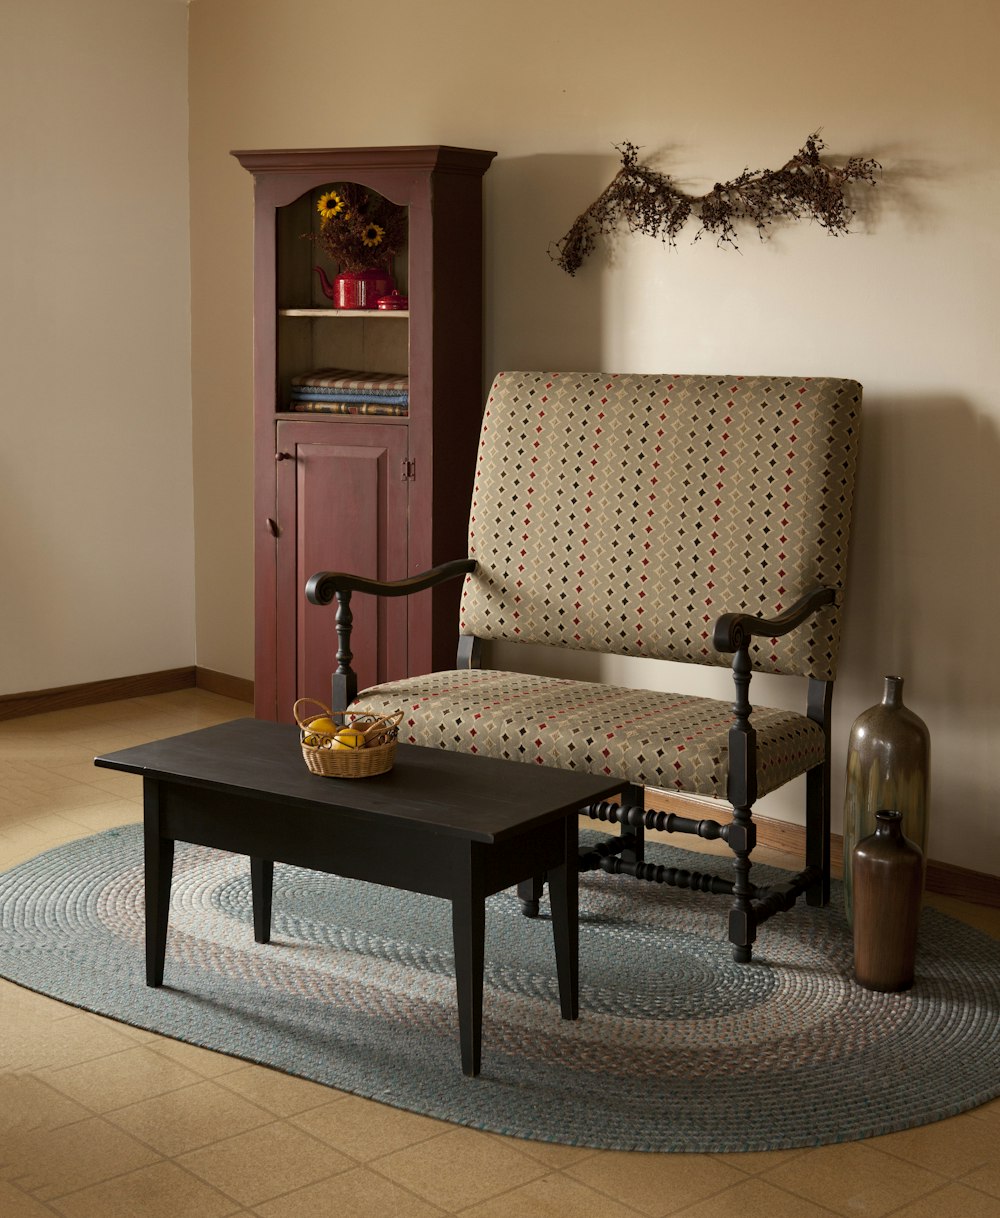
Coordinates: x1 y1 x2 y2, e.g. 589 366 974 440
1 824 997 1152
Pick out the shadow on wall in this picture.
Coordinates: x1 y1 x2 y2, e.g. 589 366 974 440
835 393 1000 863
481 388 1000 870
485 152 618 375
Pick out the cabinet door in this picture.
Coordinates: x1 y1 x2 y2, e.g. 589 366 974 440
275 421 408 718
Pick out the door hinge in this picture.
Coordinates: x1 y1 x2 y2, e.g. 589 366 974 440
401 458 416 481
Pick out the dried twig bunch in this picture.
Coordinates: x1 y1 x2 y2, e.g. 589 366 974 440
552 134 880 276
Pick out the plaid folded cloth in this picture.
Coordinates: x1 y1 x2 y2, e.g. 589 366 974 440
289 401 408 417
291 368 409 394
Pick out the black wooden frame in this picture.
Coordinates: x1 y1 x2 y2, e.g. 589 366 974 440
305 564 837 962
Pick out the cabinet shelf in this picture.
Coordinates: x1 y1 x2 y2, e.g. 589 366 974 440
275 410 408 424
279 308 410 318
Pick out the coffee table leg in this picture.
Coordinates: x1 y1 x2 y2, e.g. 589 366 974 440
251 858 274 944
546 814 579 1020
452 844 486 1077
143 778 174 988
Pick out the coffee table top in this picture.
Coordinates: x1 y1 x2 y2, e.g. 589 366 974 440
95 718 622 843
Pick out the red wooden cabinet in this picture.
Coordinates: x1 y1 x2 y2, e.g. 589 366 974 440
233 146 496 723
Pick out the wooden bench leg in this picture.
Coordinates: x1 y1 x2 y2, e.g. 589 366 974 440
517 875 545 917
728 807 757 964
619 783 645 864
805 763 831 907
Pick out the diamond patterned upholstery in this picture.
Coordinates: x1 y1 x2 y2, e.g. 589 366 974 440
353 669 826 799
459 371 860 681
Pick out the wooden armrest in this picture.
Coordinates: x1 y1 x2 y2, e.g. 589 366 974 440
712 588 836 653
305 558 477 606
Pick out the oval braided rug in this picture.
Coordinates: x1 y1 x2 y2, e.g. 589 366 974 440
1 824 997 1152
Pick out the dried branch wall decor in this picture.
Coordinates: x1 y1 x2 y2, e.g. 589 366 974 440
552 134 880 276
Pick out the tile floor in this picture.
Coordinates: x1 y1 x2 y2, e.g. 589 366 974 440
1 689 998 1218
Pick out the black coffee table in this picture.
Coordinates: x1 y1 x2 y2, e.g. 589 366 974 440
95 718 621 1076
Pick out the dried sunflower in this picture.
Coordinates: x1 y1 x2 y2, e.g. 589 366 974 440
316 190 346 220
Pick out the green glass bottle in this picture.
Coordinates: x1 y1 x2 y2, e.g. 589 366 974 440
842 675 929 927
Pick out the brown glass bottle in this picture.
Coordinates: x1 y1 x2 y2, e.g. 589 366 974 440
852 809 923 992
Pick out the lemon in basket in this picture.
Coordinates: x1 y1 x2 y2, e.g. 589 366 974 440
308 716 339 736
331 727 366 750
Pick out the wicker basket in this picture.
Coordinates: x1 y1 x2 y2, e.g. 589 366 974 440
294 699 403 778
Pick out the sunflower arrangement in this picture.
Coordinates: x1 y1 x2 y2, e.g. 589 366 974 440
306 183 407 273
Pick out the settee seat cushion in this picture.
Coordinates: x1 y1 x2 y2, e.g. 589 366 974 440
354 669 826 799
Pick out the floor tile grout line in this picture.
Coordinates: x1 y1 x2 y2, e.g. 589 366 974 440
20 1148 252 1212
877 1178 972 1217
866 1127 998 1179
171 1124 362 1211
451 1163 657 1218
761 1156 951 1218
954 1172 1000 1203
665 1173 847 1218
3 1120 175 1205
248 1154 447 1215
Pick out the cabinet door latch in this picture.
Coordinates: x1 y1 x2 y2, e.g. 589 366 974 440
400 458 416 482
266 517 281 538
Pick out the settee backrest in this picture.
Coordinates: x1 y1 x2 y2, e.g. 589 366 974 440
458 371 862 681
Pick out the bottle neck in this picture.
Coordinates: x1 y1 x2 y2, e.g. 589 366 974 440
882 675 904 709
875 809 903 838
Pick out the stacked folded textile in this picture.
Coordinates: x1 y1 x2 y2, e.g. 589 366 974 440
289 368 409 416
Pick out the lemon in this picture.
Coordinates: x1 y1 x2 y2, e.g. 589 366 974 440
308 716 339 736
332 728 366 750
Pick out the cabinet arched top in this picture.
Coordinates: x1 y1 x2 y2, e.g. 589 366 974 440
232 145 496 210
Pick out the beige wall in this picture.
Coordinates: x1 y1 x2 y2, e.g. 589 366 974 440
187 0 998 875
1 0 194 692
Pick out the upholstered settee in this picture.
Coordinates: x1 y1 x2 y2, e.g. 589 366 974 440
307 371 862 961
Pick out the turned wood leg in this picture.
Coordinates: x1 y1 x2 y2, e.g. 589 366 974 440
517 874 545 917
805 763 831 907
143 778 174 988
727 645 757 964
618 782 645 864
728 806 757 964
251 857 274 944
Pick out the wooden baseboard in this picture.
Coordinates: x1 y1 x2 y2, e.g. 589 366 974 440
195 668 255 703
0 667 254 722
0 668 198 721
642 787 1000 909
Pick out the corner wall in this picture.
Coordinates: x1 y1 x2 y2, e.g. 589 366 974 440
0 0 195 692
188 0 1000 875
